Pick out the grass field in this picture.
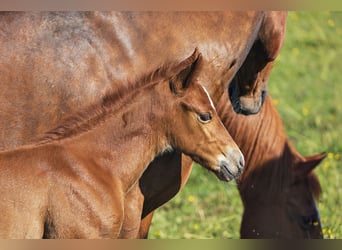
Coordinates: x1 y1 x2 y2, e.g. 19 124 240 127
148 11 342 239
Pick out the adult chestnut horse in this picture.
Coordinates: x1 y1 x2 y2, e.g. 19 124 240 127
0 12 286 237
0 50 244 238
0 11 286 151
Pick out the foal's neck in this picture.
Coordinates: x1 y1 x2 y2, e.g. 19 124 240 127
64 81 171 191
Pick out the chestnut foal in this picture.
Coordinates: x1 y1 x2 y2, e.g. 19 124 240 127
0 49 244 238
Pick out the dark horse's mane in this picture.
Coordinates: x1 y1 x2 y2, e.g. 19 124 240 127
218 95 322 200
36 50 200 145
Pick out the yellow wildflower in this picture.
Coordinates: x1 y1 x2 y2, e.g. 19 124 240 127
334 153 340 161
292 48 300 56
193 224 199 230
273 99 279 107
290 13 298 20
328 152 334 160
327 19 335 27
188 195 196 203
154 231 161 237
323 161 330 170
302 107 309 116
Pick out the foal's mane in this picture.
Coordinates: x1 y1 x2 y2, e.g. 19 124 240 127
219 95 322 200
36 50 199 144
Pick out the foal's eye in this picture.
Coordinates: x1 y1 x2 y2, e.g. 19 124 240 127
197 112 212 123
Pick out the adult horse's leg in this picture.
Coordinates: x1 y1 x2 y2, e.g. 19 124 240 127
138 212 154 239
229 11 287 115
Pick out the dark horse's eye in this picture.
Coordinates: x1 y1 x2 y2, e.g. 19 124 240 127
300 214 320 230
198 112 212 123
302 216 313 227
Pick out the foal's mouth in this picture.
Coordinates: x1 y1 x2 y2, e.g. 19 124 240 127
216 162 242 182
215 154 244 182
190 147 244 182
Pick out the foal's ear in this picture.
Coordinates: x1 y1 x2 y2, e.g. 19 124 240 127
170 48 202 96
294 152 327 177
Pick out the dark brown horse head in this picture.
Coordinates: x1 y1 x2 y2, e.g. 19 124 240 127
286 152 326 239
212 93 326 239
240 150 326 239
229 11 287 115
166 49 244 182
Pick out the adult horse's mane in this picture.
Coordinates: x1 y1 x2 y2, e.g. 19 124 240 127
219 95 322 201
37 49 201 145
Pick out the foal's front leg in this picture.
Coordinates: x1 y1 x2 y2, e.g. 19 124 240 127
118 183 144 238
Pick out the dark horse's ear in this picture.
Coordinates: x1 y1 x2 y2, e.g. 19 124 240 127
170 48 202 96
294 152 327 177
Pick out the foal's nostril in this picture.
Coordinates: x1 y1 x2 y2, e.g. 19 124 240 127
228 80 235 97
261 89 267 105
238 155 245 170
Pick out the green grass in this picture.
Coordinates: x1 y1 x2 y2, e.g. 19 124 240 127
149 11 342 239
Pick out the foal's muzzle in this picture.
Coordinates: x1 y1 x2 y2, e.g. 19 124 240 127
216 148 245 182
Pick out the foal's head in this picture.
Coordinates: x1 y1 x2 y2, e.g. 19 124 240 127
163 49 244 181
